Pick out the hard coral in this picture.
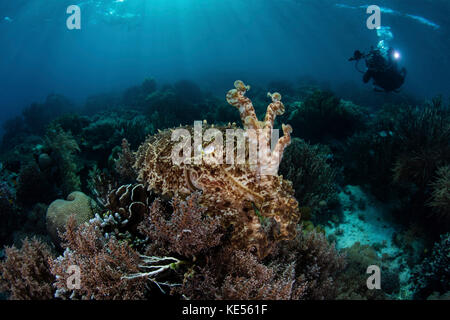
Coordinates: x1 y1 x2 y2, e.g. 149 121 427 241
46 192 97 243
134 81 300 258
97 183 152 237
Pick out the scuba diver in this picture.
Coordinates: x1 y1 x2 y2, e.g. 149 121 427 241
349 46 407 93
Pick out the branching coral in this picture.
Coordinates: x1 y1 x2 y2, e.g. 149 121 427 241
0 238 55 300
139 192 222 258
271 228 346 300
179 248 295 300
49 217 146 300
122 255 184 294
180 228 345 300
134 80 300 258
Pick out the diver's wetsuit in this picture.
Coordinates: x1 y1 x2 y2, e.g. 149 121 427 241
362 48 407 92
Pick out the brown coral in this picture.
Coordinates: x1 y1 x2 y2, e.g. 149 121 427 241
49 217 146 300
271 228 346 300
178 228 346 300
139 192 222 258
134 81 300 258
179 248 295 300
0 238 55 300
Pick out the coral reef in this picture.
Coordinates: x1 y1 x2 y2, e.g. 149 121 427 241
135 80 299 258
46 192 97 243
1 116 28 152
80 112 152 155
0 76 448 301
122 77 157 109
341 97 450 235
0 169 19 244
0 194 16 244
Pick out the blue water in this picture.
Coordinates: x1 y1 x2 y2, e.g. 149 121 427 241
0 0 449 125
